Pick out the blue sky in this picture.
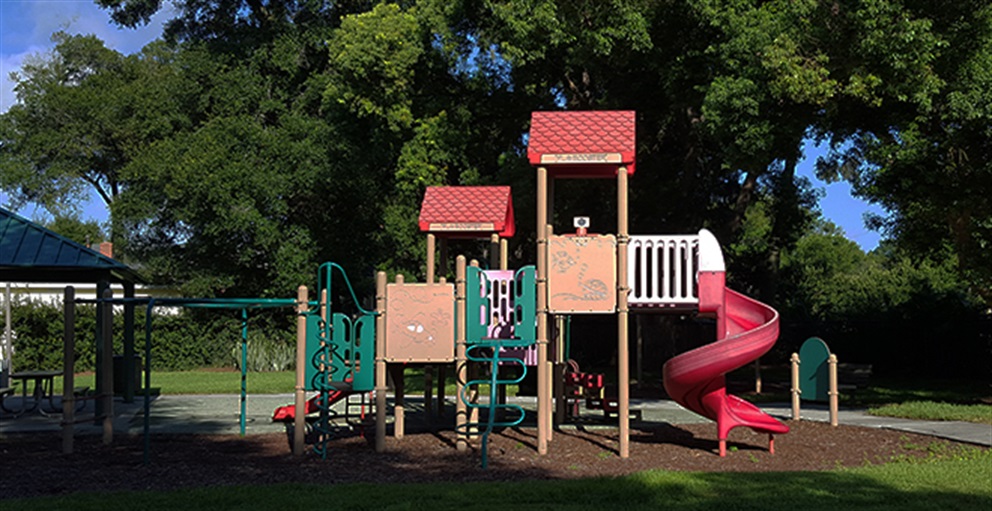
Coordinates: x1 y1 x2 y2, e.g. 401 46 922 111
0 0 885 251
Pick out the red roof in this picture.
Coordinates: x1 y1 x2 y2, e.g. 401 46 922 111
418 186 515 238
528 111 636 177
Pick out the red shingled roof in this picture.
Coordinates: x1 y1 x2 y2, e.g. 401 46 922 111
527 110 636 177
418 186 515 238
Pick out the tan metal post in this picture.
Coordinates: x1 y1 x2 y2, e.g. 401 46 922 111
293 285 308 455
828 354 839 426
617 166 630 459
427 233 436 284
62 286 75 454
101 288 113 445
536 166 549 454
455 256 468 451
500 239 508 270
375 272 387 452
790 352 801 420
754 359 762 394
490 234 500 270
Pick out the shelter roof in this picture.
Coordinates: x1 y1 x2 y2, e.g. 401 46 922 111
0 208 144 284
527 110 636 177
418 186 515 238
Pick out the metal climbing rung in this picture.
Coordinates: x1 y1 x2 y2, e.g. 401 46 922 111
627 229 725 308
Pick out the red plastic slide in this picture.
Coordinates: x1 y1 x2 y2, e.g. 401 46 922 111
663 272 789 456
272 389 351 422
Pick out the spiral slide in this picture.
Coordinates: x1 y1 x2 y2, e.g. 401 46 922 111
663 278 789 456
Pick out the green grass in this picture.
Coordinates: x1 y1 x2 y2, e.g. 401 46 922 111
5 453 990 511
52 370 296 395
730 366 991 423
47 367 517 397
868 401 992 424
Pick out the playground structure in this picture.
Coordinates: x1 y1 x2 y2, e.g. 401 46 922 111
53 110 789 464
286 110 788 462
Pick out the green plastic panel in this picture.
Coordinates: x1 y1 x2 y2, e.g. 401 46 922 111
799 337 831 402
514 266 536 342
465 266 491 344
351 314 376 392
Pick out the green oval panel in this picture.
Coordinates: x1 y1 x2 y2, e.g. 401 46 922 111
799 337 831 402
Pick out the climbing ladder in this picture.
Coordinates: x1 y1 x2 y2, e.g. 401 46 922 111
461 266 536 468
305 262 377 458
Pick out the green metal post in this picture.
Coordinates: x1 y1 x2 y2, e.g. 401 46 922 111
240 308 248 436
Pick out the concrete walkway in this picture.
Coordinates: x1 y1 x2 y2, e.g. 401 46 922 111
1 394 989 447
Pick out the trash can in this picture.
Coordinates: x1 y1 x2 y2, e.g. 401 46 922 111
112 355 142 394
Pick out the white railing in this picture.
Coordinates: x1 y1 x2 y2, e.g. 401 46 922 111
627 229 725 308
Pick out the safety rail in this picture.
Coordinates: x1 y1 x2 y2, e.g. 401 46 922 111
627 229 725 308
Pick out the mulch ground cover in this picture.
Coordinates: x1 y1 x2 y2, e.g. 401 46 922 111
2 420 981 499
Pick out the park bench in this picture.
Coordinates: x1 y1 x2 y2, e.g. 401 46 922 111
836 363 872 397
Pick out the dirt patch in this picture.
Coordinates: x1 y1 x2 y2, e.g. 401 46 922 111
1 421 982 499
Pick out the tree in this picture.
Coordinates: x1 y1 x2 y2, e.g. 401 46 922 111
813 1 992 304
0 33 188 249
44 215 106 247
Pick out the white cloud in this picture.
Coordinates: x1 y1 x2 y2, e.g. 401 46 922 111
2 0 173 113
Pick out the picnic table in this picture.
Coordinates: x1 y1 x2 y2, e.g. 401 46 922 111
1 370 61 415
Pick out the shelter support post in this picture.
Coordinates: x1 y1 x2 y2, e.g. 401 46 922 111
123 282 136 403
101 287 113 445
62 286 75 454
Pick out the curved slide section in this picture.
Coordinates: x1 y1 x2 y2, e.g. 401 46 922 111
663 286 789 455
272 389 351 422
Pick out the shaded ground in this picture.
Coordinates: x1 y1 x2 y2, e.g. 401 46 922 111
2 421 983 499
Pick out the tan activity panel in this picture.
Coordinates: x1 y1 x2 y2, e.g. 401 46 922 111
547 234 617 314
384 283 455 362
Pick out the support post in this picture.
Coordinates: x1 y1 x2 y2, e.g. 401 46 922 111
426 234 436 284
828 354 839 426
94 280 109 422
490 234 500 270
536 166 549 454
455 256 468 451
293 285 308 456
790 352 801 420
754 359 762 394
62 286 75 454
123 282 136 403
101 287 113 445
617 166 630 459
500 239 508 270
375 272 387 453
